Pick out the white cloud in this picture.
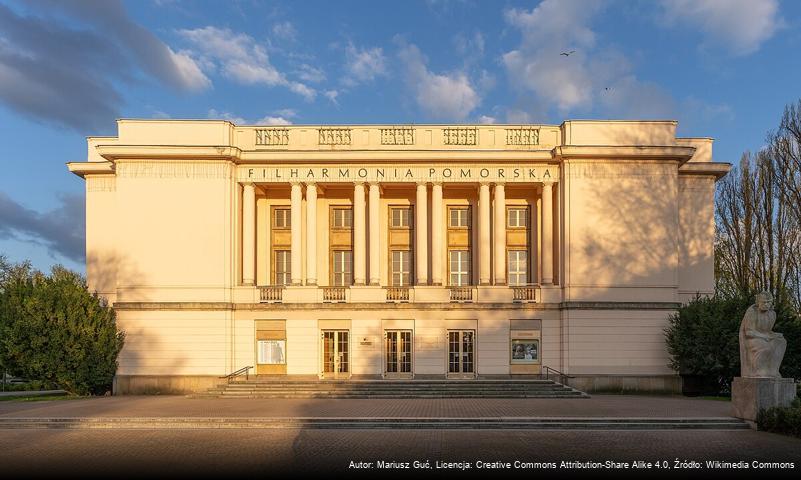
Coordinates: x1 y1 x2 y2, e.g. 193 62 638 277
324 89 339 104
397 42 480 121
207 108 246 124
271 21 298 42
272 108 298 118
502 0 673 118
660 0 781 55
167 47 211 91
477 115 496 124
342 42 387 86
296 63 326 83
256 115 292 125
178 26 315 99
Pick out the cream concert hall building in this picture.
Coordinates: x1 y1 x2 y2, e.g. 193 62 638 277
68 120 730 394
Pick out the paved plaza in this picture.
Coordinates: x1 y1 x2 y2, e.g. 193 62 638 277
1 395 800 476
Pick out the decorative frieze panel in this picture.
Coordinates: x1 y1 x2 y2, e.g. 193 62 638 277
255 128 289 146
443 127 477 146
380 126 415 145
117 161 233 179
506 127 540 146
86 175 116 192
318 128 352 145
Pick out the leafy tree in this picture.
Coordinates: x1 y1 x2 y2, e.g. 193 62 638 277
0 259 124 395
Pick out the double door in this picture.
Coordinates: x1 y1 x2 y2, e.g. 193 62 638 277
385 330 413 378
321 330 350 379
447 330 475 378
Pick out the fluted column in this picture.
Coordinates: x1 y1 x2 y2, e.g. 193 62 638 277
478 182 491 285
541 182 553 285
430 182 443 286
415 182 429 285
353 182 366 285
305 183 317 285
368 182 380 286
290 182 303 286
242 183 256 285
493 183 506 285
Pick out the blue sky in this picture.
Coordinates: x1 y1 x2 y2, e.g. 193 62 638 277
1 0 799 273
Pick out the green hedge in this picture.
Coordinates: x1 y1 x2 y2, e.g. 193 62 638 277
0 262 124 396
758 398 801 438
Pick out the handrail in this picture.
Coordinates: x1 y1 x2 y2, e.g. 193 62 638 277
542 365 574 384
220 366 253 383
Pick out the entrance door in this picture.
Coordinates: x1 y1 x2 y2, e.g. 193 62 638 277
321 330 350 379
385 330 413 378
447 330 475 378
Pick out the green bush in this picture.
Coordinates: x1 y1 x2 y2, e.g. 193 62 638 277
665 293 801 394
758 398 801 438
0 261 124 396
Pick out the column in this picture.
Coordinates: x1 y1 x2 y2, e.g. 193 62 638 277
493 183 506 285
541 182 553 285
305 183 317 285
415 182 429 285
368 182 380 286
242 183 256 285
353 182 366 285
430 182 443 286
290 182 302 286
478 182 491 285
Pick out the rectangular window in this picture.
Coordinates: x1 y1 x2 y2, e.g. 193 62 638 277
507 207 528 228
449 250 471 286
449 207 470 228
257 339 286 364
391 250 412 286
508 250 528 286
332 250 353 286
274 208 291 229
332 208 353 229
390 207 412 228
274 250 291 286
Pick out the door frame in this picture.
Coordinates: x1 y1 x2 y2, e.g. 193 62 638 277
320 329 351 380
383 329 414 379
446 329 477 379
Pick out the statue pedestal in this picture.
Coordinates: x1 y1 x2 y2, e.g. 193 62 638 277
731 377 796 423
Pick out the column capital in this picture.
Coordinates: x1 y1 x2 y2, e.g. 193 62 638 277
353 180 366 187
494 181 506 187
290 180 303 187
304 181 316 187
542 180 555 187
479 180 491 187
368 180 381 187
416 181 429 187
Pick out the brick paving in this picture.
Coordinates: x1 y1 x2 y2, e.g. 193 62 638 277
0 429 799 477
0 394 733 419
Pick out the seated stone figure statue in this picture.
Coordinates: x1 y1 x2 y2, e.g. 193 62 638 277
739 292 786 378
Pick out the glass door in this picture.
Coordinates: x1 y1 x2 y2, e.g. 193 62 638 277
321 330 350 379
447 330 475 378
385 330 413 378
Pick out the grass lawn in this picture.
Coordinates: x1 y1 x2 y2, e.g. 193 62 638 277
0 394 80 402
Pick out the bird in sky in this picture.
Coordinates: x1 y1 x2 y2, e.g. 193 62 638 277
560 50 576 56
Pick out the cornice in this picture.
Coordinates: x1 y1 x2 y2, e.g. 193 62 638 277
678 162 732 179
95 145 242 162
66 161 114 178
553 145 696 164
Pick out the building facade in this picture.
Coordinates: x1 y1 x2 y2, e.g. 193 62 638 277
68 120 730 393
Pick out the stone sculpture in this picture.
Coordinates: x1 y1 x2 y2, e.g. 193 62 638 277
738 291 786 378
732 291 796 424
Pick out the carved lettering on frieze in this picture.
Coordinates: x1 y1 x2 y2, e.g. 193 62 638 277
318 127 352 145
255 128 289 146
443 127 477 146
380 126 415 145
506 127 540 146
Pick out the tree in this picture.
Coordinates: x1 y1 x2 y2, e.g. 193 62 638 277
0 259 124 395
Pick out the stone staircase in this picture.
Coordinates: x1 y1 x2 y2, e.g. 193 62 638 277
194 378 589 399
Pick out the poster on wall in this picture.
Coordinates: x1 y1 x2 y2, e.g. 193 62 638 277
511 339 539 364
